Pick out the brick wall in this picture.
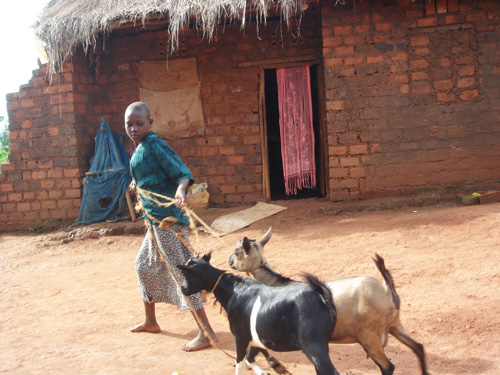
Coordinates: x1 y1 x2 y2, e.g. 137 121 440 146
1 55 98 229
322 0 500 200
1 11 323 230
100 13 323 207
2 1 500 230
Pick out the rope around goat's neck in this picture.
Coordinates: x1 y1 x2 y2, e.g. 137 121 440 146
210 272 226 294
245 259 267 276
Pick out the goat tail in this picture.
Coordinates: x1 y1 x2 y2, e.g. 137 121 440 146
301 273 337 321
373 253 401 310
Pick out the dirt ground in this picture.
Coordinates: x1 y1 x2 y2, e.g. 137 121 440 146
1 196 500 375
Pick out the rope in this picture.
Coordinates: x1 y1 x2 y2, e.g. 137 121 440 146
246 260 267 276
135 187 290 372
145 219 236 360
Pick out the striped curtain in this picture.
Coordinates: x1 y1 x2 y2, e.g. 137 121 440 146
276 66 316 195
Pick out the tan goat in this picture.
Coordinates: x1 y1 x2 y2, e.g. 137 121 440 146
228 227 429 375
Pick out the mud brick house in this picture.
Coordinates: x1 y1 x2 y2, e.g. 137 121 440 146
1 0 500 230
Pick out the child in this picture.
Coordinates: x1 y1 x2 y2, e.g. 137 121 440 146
124 101 216 351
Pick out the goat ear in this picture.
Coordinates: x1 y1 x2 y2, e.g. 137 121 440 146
177 264 191 274
242 237 252 253
259 227 272 247
202 253 212 263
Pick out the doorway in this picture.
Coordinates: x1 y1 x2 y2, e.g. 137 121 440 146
263 65 326 200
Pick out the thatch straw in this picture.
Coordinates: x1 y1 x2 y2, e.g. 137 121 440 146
34 0 311 75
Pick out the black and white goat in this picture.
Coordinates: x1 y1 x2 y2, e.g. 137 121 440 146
178 253 340 375
229 228 429 375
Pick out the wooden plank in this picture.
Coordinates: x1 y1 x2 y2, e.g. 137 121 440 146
126 191 137 222
447 0 459 12
315 63 328 197
238 55 320 68
425 0 436 15
436 0 448 13
259 68 271 200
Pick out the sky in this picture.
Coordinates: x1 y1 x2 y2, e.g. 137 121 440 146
0 0 49 128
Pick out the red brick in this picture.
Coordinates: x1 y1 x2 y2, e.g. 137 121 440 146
329 146 347 156
63 168 81 178
333 25 352 35
457 77 475 88
410 59 429 70
8 193 23 202
436 0 447 13
344 56 363 65
415 48 431 56
340 178 359 189
326 100 344 111
438 91 455 101
17 203 31 212
440 58 452 67
32 171 47 179
418 17 438 27
39 160 53 169
425 0 436 15
445 14 460 24
48 169 63 178
41 180 55 189
375 22 391 31
458 66 475 76
21 120 33 129
391 73 409 84
354 25 370 34
412 72 428 81
366 56 384 64
37 191 49 200
434 80 453 90
228 155 244 165
350 145 368 155
447 0 459 12
23 192 35 200
340 157 360 167
391 53 408 62
57 199 75 209
41 201 57 209
460 89 479 101
323 36 342 47
48 190 63 199
410 36 430 47
350 167 366 178
0 183 14 193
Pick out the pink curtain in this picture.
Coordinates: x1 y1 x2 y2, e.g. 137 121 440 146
276 66 316 195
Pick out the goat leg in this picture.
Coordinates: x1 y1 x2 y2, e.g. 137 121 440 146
259 349 291 375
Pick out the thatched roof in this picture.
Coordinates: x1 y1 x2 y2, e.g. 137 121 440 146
34 0 315 74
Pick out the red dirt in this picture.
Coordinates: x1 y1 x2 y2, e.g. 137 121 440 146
1 197 499 375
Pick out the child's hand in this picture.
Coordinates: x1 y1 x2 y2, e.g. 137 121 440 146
174 178 191 208
174 190 188 208
129 180 136 193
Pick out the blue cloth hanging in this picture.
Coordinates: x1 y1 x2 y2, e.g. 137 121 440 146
77 118 131 225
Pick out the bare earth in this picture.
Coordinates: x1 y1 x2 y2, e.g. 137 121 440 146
1 197 499 375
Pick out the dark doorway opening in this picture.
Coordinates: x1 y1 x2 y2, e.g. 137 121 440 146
264 66 323 200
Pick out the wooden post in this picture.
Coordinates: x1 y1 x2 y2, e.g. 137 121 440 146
126 190 136 222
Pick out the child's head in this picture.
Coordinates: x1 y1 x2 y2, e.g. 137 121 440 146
124 101 153 144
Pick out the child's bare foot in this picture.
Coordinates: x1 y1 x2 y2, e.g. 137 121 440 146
181 335 215 352
130 321 161 333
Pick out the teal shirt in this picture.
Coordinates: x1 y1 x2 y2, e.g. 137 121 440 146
130 132 193 226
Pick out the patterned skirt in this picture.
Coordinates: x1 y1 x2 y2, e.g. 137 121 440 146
134 223 203 311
